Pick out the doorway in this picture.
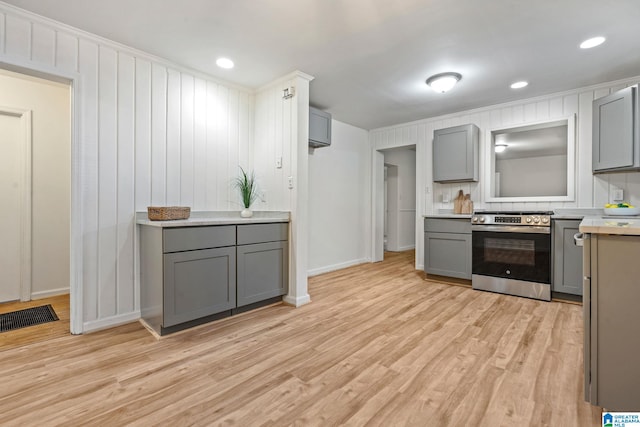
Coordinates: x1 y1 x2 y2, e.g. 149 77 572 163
0 68 71 332
377 146 417 260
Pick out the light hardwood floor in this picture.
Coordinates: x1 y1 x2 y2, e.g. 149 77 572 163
0 251 601 426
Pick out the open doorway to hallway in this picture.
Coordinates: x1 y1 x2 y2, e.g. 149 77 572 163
0 68 71 338
381 145 416 260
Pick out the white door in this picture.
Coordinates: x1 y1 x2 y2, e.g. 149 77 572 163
0 112 23 302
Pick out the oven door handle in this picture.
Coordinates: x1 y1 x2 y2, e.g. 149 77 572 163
471 225 550 234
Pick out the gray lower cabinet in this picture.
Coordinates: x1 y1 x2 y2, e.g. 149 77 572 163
237 242 288 307
140 222 289 335
552 219 583 296
424 218 471 279
163 247 236 327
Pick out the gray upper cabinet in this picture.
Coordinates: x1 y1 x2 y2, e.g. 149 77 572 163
309 106 332 148
433 124 479 182
593 84 639 173
552 220 582 296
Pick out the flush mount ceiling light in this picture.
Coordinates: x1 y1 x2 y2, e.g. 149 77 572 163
510 81 528 89
426 72 462 93
495 144 508 153
216 57 234 69
580 36 606 49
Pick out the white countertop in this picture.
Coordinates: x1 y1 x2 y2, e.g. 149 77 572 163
424 214 472 219
580 216 640 235
136 211 290 227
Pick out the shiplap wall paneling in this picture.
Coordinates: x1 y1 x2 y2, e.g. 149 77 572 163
117 52 136 314
180 73 195 208
192 77 207 210
216 85 231 209
5 14 30 57
135 58 152 211
78 38 99 322
0 12 5 53
31 23 55 66
150 63 167 207
98 45 118 319
166 69 181 206
55 31 78 72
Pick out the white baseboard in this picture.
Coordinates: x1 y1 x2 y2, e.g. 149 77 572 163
31 287 70 300
307 258 368 277
283 294 311 307
82 310 141 334
397 244 416 251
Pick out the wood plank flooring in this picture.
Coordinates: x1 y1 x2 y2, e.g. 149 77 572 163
0 251 601 426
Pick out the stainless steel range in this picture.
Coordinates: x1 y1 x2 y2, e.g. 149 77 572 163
471 211 553 301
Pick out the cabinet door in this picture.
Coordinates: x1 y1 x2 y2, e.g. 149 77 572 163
433 124 479 182
593 86 636 172
309 107 332 147
237 241 288 307
424 232 471 279
552 220 583 295
163 247 236 327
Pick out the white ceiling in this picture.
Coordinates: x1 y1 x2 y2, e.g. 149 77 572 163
4 0 640 130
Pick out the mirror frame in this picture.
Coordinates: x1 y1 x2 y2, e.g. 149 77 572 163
484 114 576 202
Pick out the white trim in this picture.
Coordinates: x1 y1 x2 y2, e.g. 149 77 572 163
282 294 311 307
0 57 83 334
307 258 368 277
20 110 32 302
484 114 576 203
82 311 141 333
396 245 416 251
31 287 70 300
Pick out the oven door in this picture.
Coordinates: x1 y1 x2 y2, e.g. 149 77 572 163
472 229 551 284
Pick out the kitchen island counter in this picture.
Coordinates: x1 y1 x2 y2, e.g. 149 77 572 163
136 210 290 227
579 216 640 235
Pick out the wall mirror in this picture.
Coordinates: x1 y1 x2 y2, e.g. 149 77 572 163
485 115 575 202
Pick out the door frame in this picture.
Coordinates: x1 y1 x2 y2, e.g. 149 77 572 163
0 59 82 334
0 107 32 302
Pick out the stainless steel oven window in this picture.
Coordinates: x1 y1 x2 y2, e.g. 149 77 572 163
484 238 535 266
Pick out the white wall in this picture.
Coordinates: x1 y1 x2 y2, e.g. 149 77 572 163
0 4 304 331
370 76 640 269
308 119 370 275
383 148 416 251
0 69 70 298
496 154 567 197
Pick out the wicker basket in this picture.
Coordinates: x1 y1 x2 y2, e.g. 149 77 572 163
147 206 191 221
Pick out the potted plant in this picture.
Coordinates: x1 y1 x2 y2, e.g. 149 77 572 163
234 166 258 218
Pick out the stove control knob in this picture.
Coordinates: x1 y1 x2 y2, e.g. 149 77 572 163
525 217 533 223
541 217 549 224
533 217 540 224
479 216 486 223
472 216 478 223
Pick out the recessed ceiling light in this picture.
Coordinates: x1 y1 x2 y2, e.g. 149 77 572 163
580 36 606 49
510 81 528 89
426 72 462 93
216 57 234 69
495 144 508 153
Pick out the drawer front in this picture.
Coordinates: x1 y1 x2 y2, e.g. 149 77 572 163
424 218 471 234
163 225 236 253
237 223 288 245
